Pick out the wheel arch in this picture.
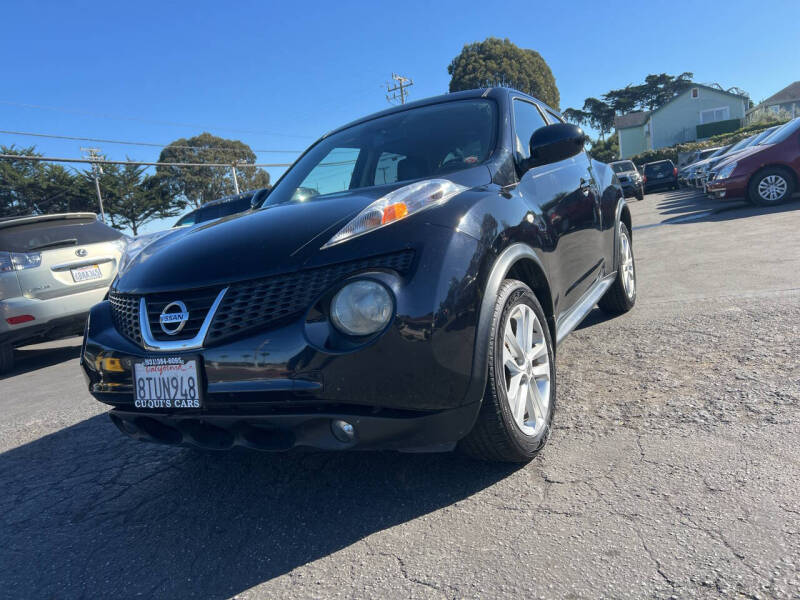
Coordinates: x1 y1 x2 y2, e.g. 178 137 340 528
612 199 632 271
463 243 554 407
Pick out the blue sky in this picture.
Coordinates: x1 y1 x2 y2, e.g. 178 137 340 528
2 0 798 233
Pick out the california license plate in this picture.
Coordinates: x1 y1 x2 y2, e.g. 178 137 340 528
132 356 202 409
71 264 102 282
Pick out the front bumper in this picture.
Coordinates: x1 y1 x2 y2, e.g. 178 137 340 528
0 286 106 346
619 180 642 197
707 175 748 200
82 228 486 452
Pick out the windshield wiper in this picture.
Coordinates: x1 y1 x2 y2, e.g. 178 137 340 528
27 238 78 251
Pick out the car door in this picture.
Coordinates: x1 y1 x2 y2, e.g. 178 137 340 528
512 98 603 315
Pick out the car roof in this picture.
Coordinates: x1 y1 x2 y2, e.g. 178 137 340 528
323 87 545 139
645 160 673 165
199 189 260 208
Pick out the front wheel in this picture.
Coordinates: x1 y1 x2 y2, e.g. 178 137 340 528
459 280 556 463
599 222 636 314
748 168 795 206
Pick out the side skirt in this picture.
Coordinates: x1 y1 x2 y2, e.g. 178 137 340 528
555 273 616 346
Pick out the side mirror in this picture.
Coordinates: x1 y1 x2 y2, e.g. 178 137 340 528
529 123 586 167
251 187 270 209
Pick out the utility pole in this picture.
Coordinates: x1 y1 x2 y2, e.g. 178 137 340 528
386 73 414 105
231 162 240 194
81 147 106 221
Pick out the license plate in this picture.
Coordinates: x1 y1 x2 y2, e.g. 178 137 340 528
132 356 202 409
71 264 102 282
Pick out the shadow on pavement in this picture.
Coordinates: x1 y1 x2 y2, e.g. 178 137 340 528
0 414 519 598
0 339 82 381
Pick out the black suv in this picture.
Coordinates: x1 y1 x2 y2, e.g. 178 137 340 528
82 88 636 463
643 160 679 192
173 189 270 227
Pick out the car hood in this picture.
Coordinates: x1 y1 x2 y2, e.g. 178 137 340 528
115 193 382 293
616 170 639 178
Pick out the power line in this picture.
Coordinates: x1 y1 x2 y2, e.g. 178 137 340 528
0 129 304 154
0 100 315 139
0 153 292 168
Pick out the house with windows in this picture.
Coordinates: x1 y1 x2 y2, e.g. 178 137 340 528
615 84 749 159
745 81 800 124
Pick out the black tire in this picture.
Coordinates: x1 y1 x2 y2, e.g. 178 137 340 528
459 279 556 463
0 343 14 375
599 222 636 314
748 167 795 206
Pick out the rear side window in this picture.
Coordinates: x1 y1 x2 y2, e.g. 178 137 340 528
644 161 674 176
513 100 548 160
0 217 122 253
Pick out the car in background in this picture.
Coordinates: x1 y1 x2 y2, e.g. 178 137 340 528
707 117 800 205
643 160 678 193
679 146 726 184
173 188 270 228
0 213 125 373
703 126 781 191
609 160 644 200
681 145 730 188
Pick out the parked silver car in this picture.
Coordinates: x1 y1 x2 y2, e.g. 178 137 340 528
0 213 125 373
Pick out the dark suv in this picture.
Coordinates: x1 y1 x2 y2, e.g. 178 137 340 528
173 189 270 227
643 160 678 192
82 88 636 463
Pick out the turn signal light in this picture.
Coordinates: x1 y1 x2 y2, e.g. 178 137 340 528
6 315 35 325
381 202 409 224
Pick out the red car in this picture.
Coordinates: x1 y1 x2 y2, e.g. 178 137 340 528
708 118 800 205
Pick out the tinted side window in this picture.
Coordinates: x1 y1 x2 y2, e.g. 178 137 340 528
513 100 548 160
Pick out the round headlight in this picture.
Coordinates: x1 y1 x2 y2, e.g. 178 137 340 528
330 280 393 336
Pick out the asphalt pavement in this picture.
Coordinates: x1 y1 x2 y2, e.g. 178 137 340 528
1 189 799 599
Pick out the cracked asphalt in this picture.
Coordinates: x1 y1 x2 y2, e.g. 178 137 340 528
1 189 799 599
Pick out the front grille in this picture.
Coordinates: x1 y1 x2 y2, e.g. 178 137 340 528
108 292 142 346
107 250 414 348
206 250 415 344
144 288 223 341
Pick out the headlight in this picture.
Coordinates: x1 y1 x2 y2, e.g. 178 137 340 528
330 280 393 336
117 229 172 276
716 162 737 180
323 179 467 248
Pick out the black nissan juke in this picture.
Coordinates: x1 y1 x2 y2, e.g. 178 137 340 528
81 87 636 462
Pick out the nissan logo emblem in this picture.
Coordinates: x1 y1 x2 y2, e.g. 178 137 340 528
159 301 190 336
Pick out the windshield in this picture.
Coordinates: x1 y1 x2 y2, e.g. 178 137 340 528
758 118 800 145
264 100 497 205
726 135 754 153
751 127 778 145
611 161 636 174
644 161 674 176
708 146 729 158
0 216 122 253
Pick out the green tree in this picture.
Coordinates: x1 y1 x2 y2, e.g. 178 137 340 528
448 37 560 109
0 146 93 217
587 133 619 163
85 162 185 236
155 133 271 208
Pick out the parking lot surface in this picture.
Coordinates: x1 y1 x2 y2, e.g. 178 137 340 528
1 190 799 599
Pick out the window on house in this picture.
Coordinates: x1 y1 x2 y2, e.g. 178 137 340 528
691 88 699 99
699 107 730 124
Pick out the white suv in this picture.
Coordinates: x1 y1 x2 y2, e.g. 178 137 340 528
0 213 125 373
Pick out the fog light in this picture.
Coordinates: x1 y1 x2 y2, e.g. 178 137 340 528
330 280 393 336
331 419 355 443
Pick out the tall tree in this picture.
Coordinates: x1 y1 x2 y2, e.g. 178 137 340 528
85 162 185 236
0 146 93 217
448 37 560 109
156 133 271 208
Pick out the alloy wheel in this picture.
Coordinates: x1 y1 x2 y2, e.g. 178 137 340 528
620 229 635 299
502 304 551 436
758 174 788 202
